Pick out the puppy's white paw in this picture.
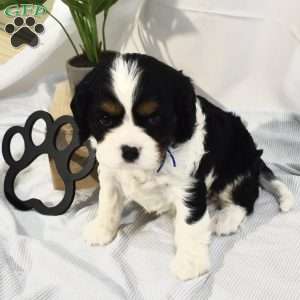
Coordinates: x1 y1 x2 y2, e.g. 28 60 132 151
212 205 246 236
83 220 117 246
171 251 209 281
279 193 294 212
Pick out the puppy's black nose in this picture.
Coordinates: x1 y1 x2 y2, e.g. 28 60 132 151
121 145 139 162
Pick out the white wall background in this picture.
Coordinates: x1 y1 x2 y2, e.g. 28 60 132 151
1 0 300 112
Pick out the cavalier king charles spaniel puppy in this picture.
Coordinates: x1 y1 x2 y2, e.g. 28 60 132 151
71 52 294 280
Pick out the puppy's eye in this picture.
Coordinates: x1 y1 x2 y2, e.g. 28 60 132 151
147 114 161 125
99 114 113 127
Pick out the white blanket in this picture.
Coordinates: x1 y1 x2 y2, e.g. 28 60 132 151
0 79 299 299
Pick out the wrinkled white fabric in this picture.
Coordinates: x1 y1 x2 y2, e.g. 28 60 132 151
123 0 300 112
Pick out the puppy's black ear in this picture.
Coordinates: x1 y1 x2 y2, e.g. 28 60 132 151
71 81 92 143
173 73 196 145
71 51 119 143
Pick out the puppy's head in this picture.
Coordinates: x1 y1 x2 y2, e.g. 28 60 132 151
71 52 196 171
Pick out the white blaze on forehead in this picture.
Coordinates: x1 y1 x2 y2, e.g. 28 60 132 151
110 56 141 114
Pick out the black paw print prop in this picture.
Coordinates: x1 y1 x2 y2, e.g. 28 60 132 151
5 16 44 48
2 111 96 215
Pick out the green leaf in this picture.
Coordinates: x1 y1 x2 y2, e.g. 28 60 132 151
92 0 119 15
0 0 47 10
91 0 106 15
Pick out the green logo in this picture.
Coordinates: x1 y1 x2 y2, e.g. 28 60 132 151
4 4 46 17
4 4 46 48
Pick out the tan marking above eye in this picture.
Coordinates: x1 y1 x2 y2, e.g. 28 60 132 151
136 100 159 116
100 101 123 115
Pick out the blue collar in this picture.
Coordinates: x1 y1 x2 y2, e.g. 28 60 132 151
157 148 176 173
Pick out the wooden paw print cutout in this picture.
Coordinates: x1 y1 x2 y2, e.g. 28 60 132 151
2 111 96 215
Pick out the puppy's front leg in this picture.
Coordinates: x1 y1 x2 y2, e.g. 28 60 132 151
83 172 123 246
171 195 211 281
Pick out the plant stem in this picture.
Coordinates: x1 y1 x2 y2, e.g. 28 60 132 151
84 15 97 63
72 9 95 63
102 9 108 51
44 7 79 56
89 13 99 63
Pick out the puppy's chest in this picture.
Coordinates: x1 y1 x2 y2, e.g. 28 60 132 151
116 170 175 214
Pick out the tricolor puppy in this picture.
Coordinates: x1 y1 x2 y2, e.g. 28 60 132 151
71 52 294 280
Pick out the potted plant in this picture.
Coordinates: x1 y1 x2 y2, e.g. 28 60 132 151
57 0 118 93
